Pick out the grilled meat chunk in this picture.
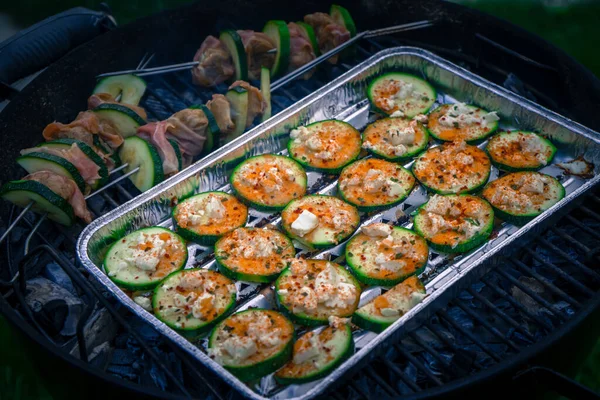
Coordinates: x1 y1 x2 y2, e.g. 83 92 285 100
206 94 235 135
137 121 180 176
87 93 148 120
304 12 350 64
167 108 209 166
192 35 235 87
24 171 93 223
287 22 317 79
229 81 266 127
238 30 276 80
43 111 123 150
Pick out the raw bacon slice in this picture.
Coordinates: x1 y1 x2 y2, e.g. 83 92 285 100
237 30 276 80
166 108 209 166
43 111 123 150
229 81 266 127
192 35 235 87
206 94 235 135
304 13 350 64
137 121 180 175
287 22 316 78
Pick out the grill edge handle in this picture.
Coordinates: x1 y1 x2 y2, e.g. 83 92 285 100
514 366 599 399
0 7 116 85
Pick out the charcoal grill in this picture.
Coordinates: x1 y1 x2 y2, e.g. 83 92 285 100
1 1 599 399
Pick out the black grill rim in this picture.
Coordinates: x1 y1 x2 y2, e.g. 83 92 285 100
1 0 600 398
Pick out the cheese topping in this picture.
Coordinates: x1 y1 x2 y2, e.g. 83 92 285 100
328 316 351 329
484 171 558 213
174 193 248 237
413 141 490 193
361 223 393 238
177 193 226 226
359 276 426 319
133 296 152 311
291 210 319 237
209 310 293 366
413 114 428 124
362 118 427 159
110 231 172 275
438 103 499 128
487 131 554 168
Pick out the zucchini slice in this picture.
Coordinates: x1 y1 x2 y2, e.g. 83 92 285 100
219 30 248 81
296 22 320 56
215 227 295 283
275 324 354 384
93 74 147 106
486 131 556 171
362 118 429 161
92 103 146 138
226 85 249 140
208 309 294 382
263 20 290 77
346 224 429 286
413 194 494 253
118 136 164 192
260 67 272 122
281 195 360 249
222 147 248 167
338 158 415 212
153 268 236 338
330 4 357 38
103 227 188 290
367 73 436 118
167 139 183 172
16 152 87 193
230 154 307 211
427 103 499 143
412 141 491 194
352 276 426 333
275 259 361 326
93 135 121 167
0 180 74 226
287 120 362 174
482 171 565 226
40 139 109 189
172 191 248 246
190 104 220 154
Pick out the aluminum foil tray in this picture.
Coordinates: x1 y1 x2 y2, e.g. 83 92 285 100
77 47 600 400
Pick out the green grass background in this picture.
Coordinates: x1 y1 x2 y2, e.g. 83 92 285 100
0 1 599 399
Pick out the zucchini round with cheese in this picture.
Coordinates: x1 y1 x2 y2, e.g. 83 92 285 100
208 309 295 382
413 194 494 253
427 103 499 143
352 276 426 333
274 324 354 384
482 171 565 226
338 158 415 212
230 154 307 211
362 118 429 161
153 269 236 337
412 141 491 194
367 73 436 118
214 227 295 283
345 223 428 286
486 131 556 171
281 195 360 249
173 192 248 245
275 259 361 326
287 120 362 173
103 227 188 290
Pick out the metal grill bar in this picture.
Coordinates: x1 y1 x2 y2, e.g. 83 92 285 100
382 358 421 392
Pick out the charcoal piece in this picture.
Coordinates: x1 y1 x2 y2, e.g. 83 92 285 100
395 362 418 396
24 277 84 337
107 364 139 381
69 308 119 358
445 307 474 331
89 342 112 369
110 348 137 366
114 333 129 348
43 262 76 295
420 350 454 375
126 317 162 352
7 226 27 243
148 362 167 391
510 276 551 315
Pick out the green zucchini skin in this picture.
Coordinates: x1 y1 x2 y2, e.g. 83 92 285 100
219 30 248 81
92 103 146 137
40 139 109 189
172 191 247 246
208 309 295 382
426 104 499 144
0 180 75 226
274 325 354 385
363 123 430 163
345 227 428 286
295 22 320 56
367 72 436 118
263 20 290 77
118 136 164 192
103 227 188 291
167 139 183 171
229 154 307 212
16 152 87 193
485 131 557 172
190 104 220 154
260 67 272 122
287 120 362 174
152 268 236 339
93 74 147 105
412 196 494 254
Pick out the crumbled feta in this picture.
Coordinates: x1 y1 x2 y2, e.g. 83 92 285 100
191 292 214 319
519 177 544 194
456 153 474 165
390 110 405 118
388 180 404 197
123 233 169 272
133 296 152 311
174 293 195 308
459 220 480 240
315 263 356 308
314 151 332 160
289 259 308 274
306 136 323 151
424 194 452 215
393 82 415 101
413 114 428 124
380 308 400 317
328 316 350 329
292 286 318 312
388 126 415 146
206 196 226 219
293 334 321 364
361 223 393 237
178 273 204 290
427 212 452 234
277 289 288 296
290 210 319 237
290 126 311 140
409 291 427 308
221 336 257 362
374 253 406 272
438 103 499 128
383 97 396 110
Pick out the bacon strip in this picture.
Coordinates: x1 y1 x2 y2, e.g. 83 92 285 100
137 121 180 175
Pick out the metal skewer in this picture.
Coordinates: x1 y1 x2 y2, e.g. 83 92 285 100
96 20 433 80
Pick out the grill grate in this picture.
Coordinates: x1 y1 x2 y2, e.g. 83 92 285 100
1 33 599 399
